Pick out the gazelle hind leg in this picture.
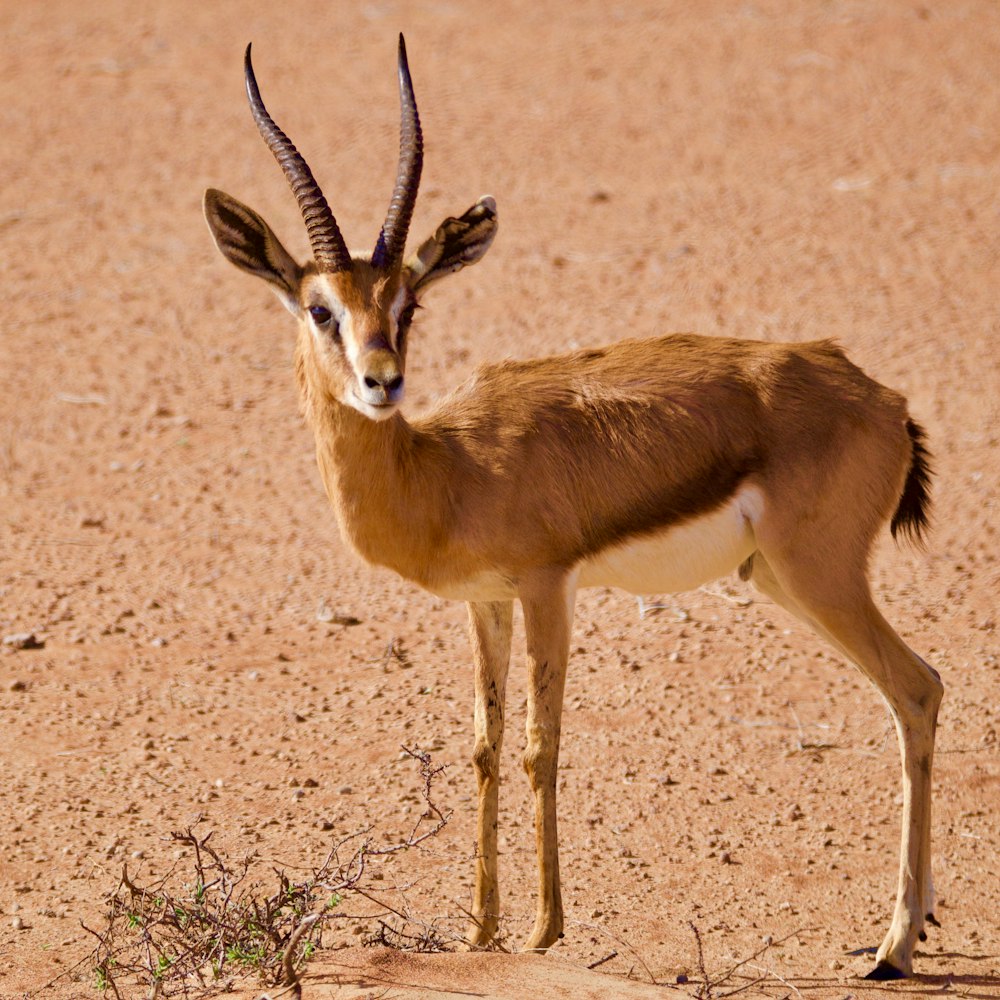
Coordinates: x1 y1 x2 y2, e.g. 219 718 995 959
748 551 942 977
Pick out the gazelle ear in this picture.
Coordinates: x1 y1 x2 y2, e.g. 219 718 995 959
405 196 497 293
203 188 303 314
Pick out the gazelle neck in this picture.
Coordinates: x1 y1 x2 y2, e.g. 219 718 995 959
312 392 414 511
296 349 440 583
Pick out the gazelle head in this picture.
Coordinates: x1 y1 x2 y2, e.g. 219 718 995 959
204 35 497 421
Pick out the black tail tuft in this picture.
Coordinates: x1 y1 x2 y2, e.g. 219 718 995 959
891 419 933 545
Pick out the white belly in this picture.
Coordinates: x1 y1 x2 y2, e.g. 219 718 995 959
422 486 762 603
577 486 761 595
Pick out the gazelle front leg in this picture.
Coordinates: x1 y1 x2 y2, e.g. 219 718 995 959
520 569 576 952
466 600 513 947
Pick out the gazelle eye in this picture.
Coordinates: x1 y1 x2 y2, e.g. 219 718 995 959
399 302 418 328
309 305 333 326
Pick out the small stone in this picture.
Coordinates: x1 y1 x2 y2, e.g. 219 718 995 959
317 603 362 626
338 785 353 795
3 633 44 651
12 915 25 930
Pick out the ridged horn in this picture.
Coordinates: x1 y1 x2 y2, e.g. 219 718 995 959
371 34 424 270
243 43 352 273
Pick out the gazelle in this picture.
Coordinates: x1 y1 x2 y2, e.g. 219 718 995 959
204 36 942 979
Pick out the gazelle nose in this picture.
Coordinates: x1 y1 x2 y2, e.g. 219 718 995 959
360 366 405 407
364 373 404 394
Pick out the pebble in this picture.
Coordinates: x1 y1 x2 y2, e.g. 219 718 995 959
3 633 44 651
11 915 24 930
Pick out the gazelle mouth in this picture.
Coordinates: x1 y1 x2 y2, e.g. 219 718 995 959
350 389 400 420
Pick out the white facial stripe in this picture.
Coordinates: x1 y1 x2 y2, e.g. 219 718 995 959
388 283 410 351
340 311 364 370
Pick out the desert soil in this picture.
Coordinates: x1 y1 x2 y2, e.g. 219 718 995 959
2 1 998 998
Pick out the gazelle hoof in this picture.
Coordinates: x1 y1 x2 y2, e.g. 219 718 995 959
926 912 941 927
865 961 907 981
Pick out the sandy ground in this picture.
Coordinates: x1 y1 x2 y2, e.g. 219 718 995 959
2 1 999 997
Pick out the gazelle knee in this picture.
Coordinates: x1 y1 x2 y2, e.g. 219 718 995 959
472 738 499 783
522 729 559 791
922 659 944 709
903 659 943 724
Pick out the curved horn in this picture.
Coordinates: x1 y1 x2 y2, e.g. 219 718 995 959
371 34 424 270
244 44 352 273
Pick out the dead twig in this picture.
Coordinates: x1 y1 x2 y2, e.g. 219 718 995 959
588 950 618 969
77 750 452 997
